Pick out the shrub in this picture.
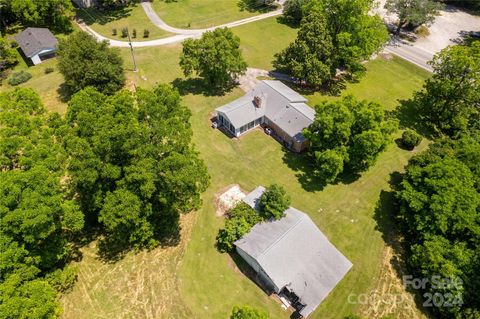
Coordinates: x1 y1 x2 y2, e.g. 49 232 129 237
45 67 54 74
401 129 422 150
259 184 290 220
132 28 137 38
415 25 430 38
143 29 150 38
121 27 128 38
230 305 269 319
216 203 262 252
46 267 78 293
8 71 32 86
112 28 117 36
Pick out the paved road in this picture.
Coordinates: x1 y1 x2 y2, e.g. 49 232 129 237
385 39 434 72
79 1 283 47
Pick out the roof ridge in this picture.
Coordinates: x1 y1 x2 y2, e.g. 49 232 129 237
288 103 314 121
257 210 306 258
262 80 306 103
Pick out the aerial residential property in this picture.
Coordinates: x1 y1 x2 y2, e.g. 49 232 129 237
235 186 352 317
0 0 479 319
16 27 58 65
215 80 315 152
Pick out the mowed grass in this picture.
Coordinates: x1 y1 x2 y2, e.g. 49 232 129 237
307 56 431 111
0 56 67 114
233 17 298 70
5 16 431 318
152 0 270 29
175 57 430 319
77 5 171 41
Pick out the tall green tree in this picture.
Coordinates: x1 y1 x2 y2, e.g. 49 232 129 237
0 88 83 318
3 0 73 31
259 184 291 220
0 38 17 80
274 11 334 87
66 85 209 248
277 0 388 86
180 27 247 88
303 96 397 182
396 136 480 318
282 0 310 24
385 0 443 32
412 41 480 137
57 32 125 95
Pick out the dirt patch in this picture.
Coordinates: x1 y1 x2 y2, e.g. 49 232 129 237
214 184 247 217
379 52 394 60
358 245 428 319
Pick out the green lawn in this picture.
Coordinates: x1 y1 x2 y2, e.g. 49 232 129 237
0 56 66 114
152 0 275 29
233 17 298 70
175 57 430 319
306 56 431 111
77 5 171 41
1 16 432 319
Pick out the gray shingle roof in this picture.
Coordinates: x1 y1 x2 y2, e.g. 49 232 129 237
16 28 58 58
236 186 353 317
215 81 315 138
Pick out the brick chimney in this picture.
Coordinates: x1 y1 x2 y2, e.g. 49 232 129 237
253 96 262 108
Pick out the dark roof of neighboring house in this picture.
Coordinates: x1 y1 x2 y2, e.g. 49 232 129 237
16 28 58 58
235 186 353 317
215 81 315 141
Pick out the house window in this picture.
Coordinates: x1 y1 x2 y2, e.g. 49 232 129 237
247 121 254 130
230 123 235 133
254 117 262 126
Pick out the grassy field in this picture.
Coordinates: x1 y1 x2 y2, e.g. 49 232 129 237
152 0 275 29
77 5 171 41
2 16 432 319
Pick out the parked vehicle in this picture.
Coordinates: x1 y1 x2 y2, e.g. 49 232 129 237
265 127 273 135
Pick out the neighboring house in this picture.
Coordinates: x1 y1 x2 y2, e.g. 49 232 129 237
235 186 352 318
16 28 58 65
215 80 315 152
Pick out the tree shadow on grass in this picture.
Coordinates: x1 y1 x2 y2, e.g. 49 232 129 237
76 6 134 26
96 223 182 264
373 172 434 319
281 149 361 192
237 0 279 13
171 77 233 97
392 98 436 139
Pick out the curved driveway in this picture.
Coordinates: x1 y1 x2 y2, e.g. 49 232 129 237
78 1 284 48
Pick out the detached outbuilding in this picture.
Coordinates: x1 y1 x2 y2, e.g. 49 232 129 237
235 186 353 318
16 28 58 65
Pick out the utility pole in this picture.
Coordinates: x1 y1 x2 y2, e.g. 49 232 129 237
126 27 138 72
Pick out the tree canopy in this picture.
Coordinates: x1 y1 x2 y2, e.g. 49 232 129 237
180 27 247 88
385 0 443 32
303 96 397 182
0 0 73 31
412 41 480 137
259 184 291 220
0 88 83 318
57 32 125 96
276 0 388 86
65 85 209 248
216 203 262 252
0 38 18 81
396 135 480 318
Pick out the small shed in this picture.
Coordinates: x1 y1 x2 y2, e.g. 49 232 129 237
235 186 353 317
16 28 58 65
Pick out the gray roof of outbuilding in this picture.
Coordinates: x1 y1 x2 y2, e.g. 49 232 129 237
215 81 315 138
16 28 58 58
236 186 353 317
